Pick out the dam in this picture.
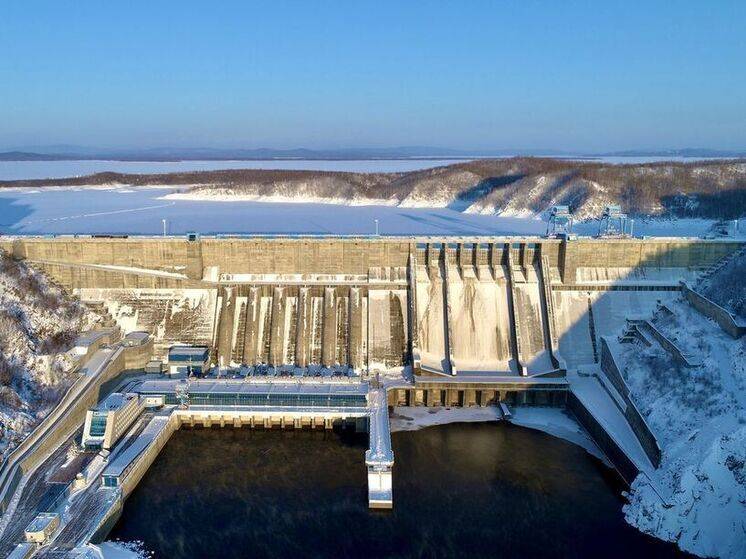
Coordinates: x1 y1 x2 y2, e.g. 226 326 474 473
0 234 742 555
3 235 736 375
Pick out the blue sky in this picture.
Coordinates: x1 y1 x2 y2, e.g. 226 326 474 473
1 1 744 152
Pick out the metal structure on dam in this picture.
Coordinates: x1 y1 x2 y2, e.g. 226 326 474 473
0 234 743 555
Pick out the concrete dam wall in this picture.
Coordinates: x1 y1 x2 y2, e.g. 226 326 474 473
1 236 742 374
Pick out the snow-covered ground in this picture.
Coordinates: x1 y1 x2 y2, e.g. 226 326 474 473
0 254 102 459
617 297 746 559
0 185 730 237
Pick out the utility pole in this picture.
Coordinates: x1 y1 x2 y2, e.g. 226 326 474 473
162 219 167 237
374 219 379 236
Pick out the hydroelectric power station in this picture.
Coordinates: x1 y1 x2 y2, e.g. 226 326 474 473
0 233 743 556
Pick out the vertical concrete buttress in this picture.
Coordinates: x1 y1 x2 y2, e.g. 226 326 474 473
185 238 204 280
243 287 260 366
505 247 525 375
322 287 337 366
538 253 562 370
407 250 421 373
349 287 364 370
295 288 311 368
440 245 457 376
215 287 236 368
269 286 286 366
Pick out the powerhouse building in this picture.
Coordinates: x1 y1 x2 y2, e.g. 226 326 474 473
82 392 142 450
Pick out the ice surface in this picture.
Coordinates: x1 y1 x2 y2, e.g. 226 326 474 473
0 186 723 237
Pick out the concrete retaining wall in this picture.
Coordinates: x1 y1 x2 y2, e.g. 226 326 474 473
682 283 746 339
638 320 698 367
599 338 662 468
0 341 152 512
567 391 640 485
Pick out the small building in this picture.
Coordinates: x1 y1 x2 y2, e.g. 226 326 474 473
145 360 163 374
121 331 151 347
142 394 165 408
167 345 210 376
82 392 143 450
24 513 59 544
71 326 120 357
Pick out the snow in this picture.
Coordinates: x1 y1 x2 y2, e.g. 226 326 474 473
85 540 152 558
0 185 729 237
618 295 746 559
162 190 401 207
509 406 609 463
0 254 102 459
390 406 501 431
0 186 547 236
569 370 655 472
389 406 608 464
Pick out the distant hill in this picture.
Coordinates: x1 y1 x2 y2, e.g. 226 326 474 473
0 151 71 161
0 146 482 161
600 148 746 158
2 145 744 161
2 157 746 220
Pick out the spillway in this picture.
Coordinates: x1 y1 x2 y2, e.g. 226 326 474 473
511 263 553 374
447 263 513 374
4 235 739 379
414 256 451 375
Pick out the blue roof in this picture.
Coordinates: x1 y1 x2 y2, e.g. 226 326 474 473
168 346 209 361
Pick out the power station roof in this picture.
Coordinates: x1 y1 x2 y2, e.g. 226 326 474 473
93 392 137 412
104 415 171 478
136 379 368 397
167 346 209 360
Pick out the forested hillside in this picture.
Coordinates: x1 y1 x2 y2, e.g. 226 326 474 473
3 158 746 220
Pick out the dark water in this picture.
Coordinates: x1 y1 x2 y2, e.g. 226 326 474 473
109 423 690 559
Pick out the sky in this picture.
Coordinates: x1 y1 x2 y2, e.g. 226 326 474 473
1 0 745 152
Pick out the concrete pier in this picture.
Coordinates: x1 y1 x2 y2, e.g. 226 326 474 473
365 388 394 509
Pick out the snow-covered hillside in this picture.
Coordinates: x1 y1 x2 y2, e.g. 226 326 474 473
618 295 746 558
5 158 746 221
700 250 746 321
0 252 102 460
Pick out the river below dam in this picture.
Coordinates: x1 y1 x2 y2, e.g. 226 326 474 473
107 422 690 559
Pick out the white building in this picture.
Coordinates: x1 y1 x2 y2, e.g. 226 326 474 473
82 392 143 450
24 513 59 544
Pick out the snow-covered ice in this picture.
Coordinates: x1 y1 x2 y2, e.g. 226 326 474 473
390 406 501 431
389 406 607 464
0 184 728 237
85 540 152 558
